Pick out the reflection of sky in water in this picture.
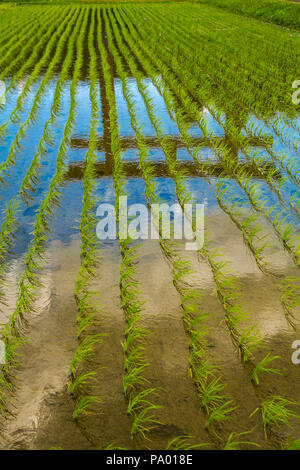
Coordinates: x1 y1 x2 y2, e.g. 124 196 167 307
177 148 193 162
125 178 147 206
0 79 45 165
0 76 299 260
127 78 156 136
115 79 134 137
122 148 139 162
143 79 179 135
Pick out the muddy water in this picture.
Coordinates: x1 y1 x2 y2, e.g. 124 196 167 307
0 238 93 450
204 211 300 445
1 208 299 449
0 237 214 450
134 240 214 449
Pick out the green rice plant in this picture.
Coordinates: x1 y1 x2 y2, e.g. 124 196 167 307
278 276 300 327
0 9 42 50
201 377 228 412
127 388 163 415
195 0 300 29
238 325 264 363
251 353 283 385
68 7 106 427
123 364 150 395
0 197 20 267
100 8 164 441
130 404 163 440
0 9 85 291
214 181 273 275
73 396 103 421
205 400 238 429
68 372 97 396
223 431 260 450
0 8 87 418
70 334 105 379
146 0 298 135
7 7 76 102
252 396 300 438
124 346 146 372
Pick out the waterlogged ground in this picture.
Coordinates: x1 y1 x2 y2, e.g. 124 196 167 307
0 3 299 450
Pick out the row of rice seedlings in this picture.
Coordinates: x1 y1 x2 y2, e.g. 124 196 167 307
115 10 283 449
128 5 299 239
153 102 298 444
0 198 20 299
120 6 270 360
137 21 275 287
174 4 299 151
113 10 276 287
0 7 58 81
0 9 85 313
106 8 256 449
0 8 36 43
0 7 80 182
245 119 300 218
247 114 300 185
275 150 300 188
220 115 300 221
214 180 274 274
0 6 87 423
69 7 104 424
213 180 299 327
220 152 300 268
105 10 213 444
97 7 162 442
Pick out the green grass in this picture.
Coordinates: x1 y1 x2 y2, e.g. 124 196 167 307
195 0 300 29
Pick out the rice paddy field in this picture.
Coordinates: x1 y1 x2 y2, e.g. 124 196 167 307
0 0 299 451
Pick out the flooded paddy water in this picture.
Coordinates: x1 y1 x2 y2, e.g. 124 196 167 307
0 2 299 450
